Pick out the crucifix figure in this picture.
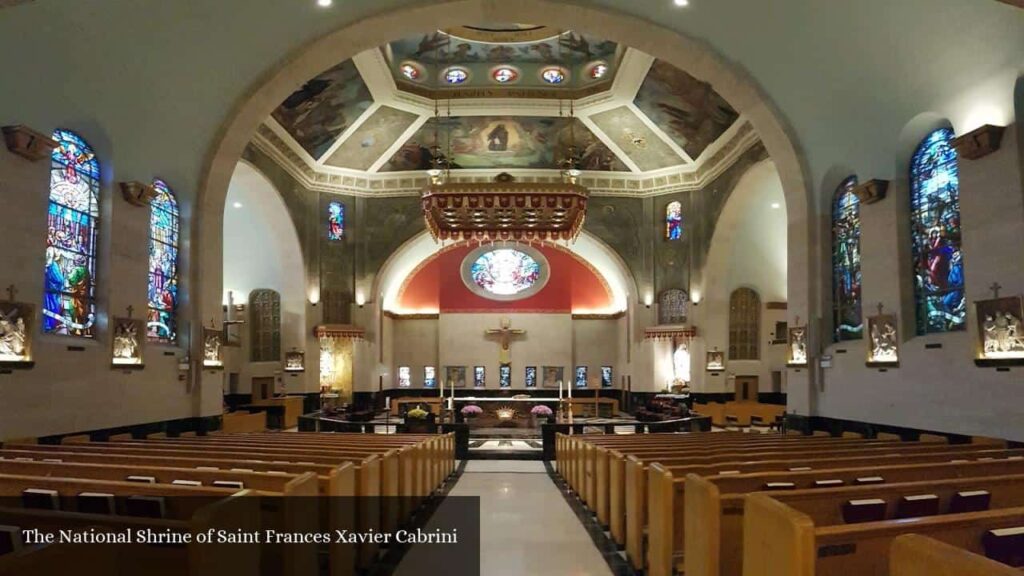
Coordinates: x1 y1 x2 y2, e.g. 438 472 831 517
876 302 885 316
990 282 1003 299
5 284 17 302
485 318 526 364
126 305 134 318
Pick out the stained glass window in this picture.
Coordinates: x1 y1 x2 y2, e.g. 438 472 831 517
148 179 179 343
910 128 965 334
444 68 468 84
398 366 411 388
575 366 588 388
525 366 537 388
328 201 344 241
44 130 100 337
729 288 760 360
492 67 518 83
832 176 862 342
499 365 511 388
473 366 485 388
469 249 542 296
666 201 682 240
600 366 613 388
424 366 436 388
541 67 566 84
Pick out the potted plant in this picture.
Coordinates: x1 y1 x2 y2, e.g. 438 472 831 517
404 405 436 433
530 404 554 427
460 404 483 421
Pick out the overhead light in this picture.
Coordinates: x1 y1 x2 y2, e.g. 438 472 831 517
674 0 689 6
317 0 332 6
770 202 781 209
233 202 243 209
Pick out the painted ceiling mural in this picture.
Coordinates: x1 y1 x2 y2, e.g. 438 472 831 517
390 29 617 65
633 60 740 160
271 60 373 159
324 106 419 170
589 106 684 171
381 116 628 172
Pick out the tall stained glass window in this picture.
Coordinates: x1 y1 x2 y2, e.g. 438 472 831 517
832 176 862 341
525 366 537 388
575 366 588 388
473 366 485 388
424 366 436 388
44 130 100 337
148 179 179 342
327 201 344 241
910 128 965 334
665 201 682 240
729 287 760 360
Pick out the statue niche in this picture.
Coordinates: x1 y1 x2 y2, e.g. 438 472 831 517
0 288 34 368
866 305 899 367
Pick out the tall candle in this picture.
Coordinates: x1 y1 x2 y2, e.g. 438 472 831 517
568 380 573 399
558 381 563 400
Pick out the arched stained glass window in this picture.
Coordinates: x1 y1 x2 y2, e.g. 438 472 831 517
327 201 344 240
728 287 760 360
910 128 965 335
832 176 862 341
665 201 682 240
148 179 179 343
44 130 99 337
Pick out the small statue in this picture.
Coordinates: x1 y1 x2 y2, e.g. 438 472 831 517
790 328 807 363
204 333 222 363
113 322 138 360
870 321 898 362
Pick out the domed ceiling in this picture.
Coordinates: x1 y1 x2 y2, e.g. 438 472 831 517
256 24 756 196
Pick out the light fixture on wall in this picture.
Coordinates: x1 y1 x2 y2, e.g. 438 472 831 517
355 292 366 308
308 288 320 307
691 289 702 306
644 293 654 309
316 0 332 7
770 202 781 209
232 202 243 209
674 0 690 6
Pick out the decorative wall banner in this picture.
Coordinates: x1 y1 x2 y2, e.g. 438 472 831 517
0 294 34 368
111 316 145 368
786 320 808 367
974 290 1024 366
706 348 725 371
866 304 900 367
284 349 305 373
202 327 224 369
541 365 564 389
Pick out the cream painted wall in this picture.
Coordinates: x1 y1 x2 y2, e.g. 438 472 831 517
816 125 1024 441
391 317 439 389
222 163 313 394
572 319 621 388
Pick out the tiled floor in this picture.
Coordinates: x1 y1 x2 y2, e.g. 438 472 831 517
395 460 613 576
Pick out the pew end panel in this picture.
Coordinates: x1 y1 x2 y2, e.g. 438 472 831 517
890 534 1021 576
685 474 722 576
742 493 816 576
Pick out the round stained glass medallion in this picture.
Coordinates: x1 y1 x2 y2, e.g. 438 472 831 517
443 67 469 84
461 245 550 301
541 67 566 84
588 62 609 80
399 62 422 81
491 66 519 84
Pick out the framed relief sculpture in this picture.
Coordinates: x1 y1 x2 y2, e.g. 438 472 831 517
706 347 725 371
786 317 808 367
202 325 224 369
111 313 145 368
866 303 899 367
284 349 305 373
974 284 1024 367
446 365 467 388
0 286 33 368
542 366 564 389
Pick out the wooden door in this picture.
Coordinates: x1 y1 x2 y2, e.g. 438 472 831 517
252 377 274 402
735 376 758 402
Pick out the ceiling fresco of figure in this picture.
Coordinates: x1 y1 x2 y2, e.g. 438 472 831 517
633 60 740 160
381 116 628 172
271 60 373 159
390 28 617 64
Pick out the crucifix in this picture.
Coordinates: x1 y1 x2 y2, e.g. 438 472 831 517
5 284 17 302
126 305 134 318
876 302 885 316
990 282 1003 299
485 318 526 365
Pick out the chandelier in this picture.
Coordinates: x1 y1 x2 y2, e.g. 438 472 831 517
421 174 588 242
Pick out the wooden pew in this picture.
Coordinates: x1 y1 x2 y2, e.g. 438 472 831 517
889 534 1021 576
742 476 1024 576
674 456 1024 576
221 411 267 433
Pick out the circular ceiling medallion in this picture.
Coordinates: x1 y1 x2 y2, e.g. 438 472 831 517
588 62 609 80
442 67 470 84
461 245 550 301
444 24 560 44
399 62 423 81
540 67 568 84
491 66 520 84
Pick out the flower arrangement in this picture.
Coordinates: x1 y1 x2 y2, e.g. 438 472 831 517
405 406 430 420
460 404 483 416
530 405 553 416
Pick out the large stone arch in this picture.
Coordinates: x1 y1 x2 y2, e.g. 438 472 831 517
192 0 814 412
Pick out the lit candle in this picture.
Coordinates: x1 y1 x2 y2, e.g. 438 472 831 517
568 380 573 399
558 380 563 400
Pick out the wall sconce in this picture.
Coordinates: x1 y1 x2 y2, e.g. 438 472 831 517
691 289 701 306
644 293 653 309
355 292 366 308
308 288 320 307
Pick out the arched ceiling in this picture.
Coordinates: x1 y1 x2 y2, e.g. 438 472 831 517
260 23 745 194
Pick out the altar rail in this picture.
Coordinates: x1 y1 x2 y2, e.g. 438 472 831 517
298 414 471 460
541 417 712 461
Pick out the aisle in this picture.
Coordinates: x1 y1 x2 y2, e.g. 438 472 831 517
394 460 614 576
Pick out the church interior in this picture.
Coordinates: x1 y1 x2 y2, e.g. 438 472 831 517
0 1 1023 575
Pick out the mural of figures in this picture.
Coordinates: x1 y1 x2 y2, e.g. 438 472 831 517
446 365 467 388
44 130 99 338
271 60 373 159
975 297 1024 361
542 366 563 389
910 128 965 335
381 117 626 172
389 30 616 65
633 59 740 159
